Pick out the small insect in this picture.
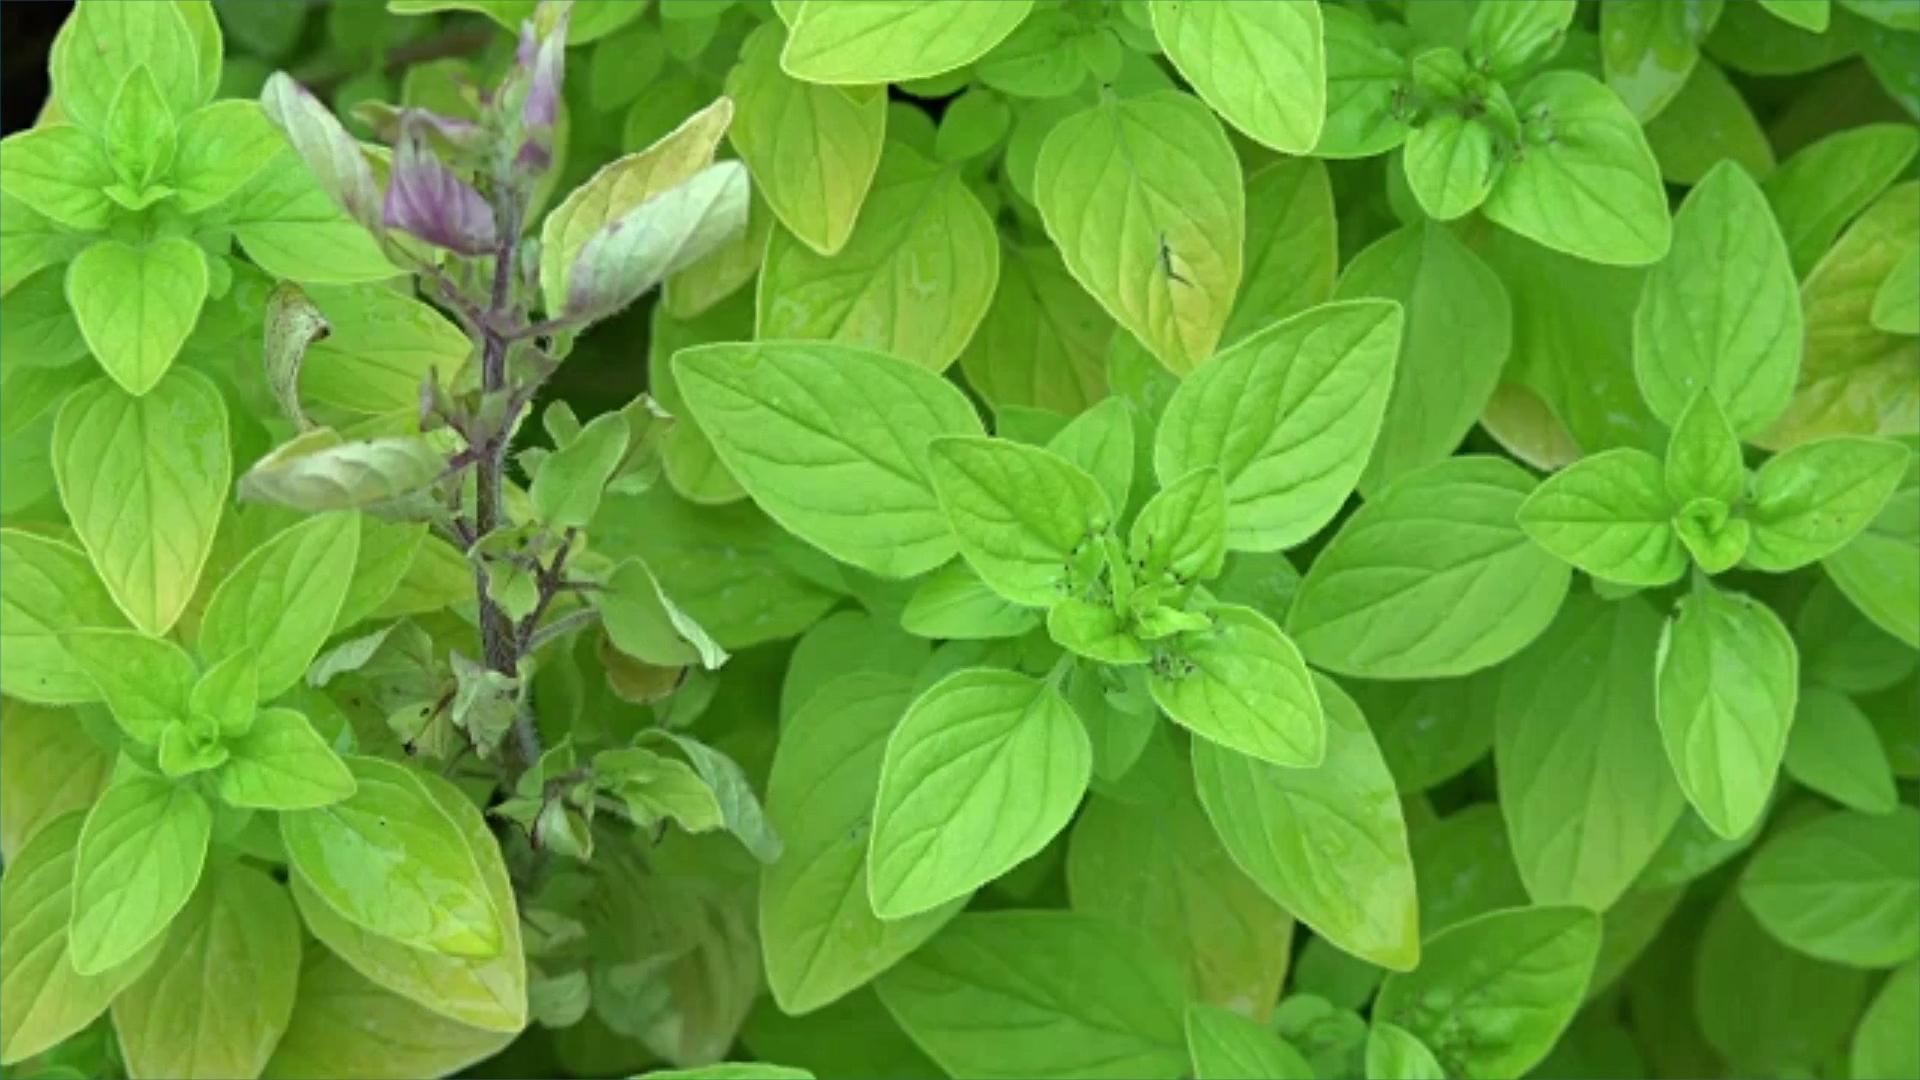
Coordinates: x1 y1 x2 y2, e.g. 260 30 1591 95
1157 233 1191 286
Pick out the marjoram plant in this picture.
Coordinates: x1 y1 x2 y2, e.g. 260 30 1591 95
0 1 1916 1079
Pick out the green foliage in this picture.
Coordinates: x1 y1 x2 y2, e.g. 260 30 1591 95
2 1 1916 1078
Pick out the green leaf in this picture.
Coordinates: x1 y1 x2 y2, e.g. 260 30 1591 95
1151 605 1322 768
901 561 1041 641
1762 182 1919 449
875 911 1189 1080
1634 161 1801 436
780 1 1033 84
1287 457 1572 679
1350 672 1498 795
596 556 729 671
1130 467 1227 584
1225 158 1338 347
757 141 998 371
762 673 961 1015
1185 1003 1315 1080
1365 1021 1445 1080
1643 59 1776 186
1600 0 1722 121
640 1067 815 1080
261 951 513 1080
1313 7 1412 159
1374 906 1601 1079
52 371 229 637
1784 689 1901 815
258 72 382 235
1655 581 1798 839
1402 102 1500 221
1035 91 1244 375
62 630 196 744
1746 436 1910 571
1150 0 1325 153
1192 675 1419 971
867 669 1090 920
69 767 211 976
65 238 209 396
1796 578 1917 693
1873 247 1920 335
0 125 118 231
1482 72 1671 266
1517 448 1688 586
1763 123 1918 277
1468 0 1577 77
1335 222 1512 496
1047 598 1149 665
1155 300 1403 551
538 97 734 315
281 756 503 958
0 813 161 1066
237 428 445 512
1760 0 1832 30
102 66 177 194
0 703 112 862
926 436 1113 608
1496 592 1686 910
1851 960 1920 1080
960 243 1115 417
531 410 630 529
199 512 361 699
0 530 129 705
50 0 206 132
297 282 469 418
727 22 884 256
1694 886 1870 1076
1066 776 1295 1016
110 862 300 1080
1045 396 1136 514
1664 392 1746 506
171 100 283 213
289 768 528 1033
204 149 397 284
216 707 357 810
1740 806 1920 968
651 731 784 863
674 341 984 579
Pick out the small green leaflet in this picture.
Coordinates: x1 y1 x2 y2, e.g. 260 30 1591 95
780 2 1034 85
875 911 1190 1080
1149 605 1323 768
674 341 984 578
281 756 503 958
1314 7 1413 159
1481 72 1671 267
1664 392 1746 506
761 673 961 1015
217 707 358 811
901 561 1040 641
1745 436 1910 571
1155 300 1403 552
1654 582 1798 839
1365 1021 1445 1080
52 370 229 637
1517 448 1688 587
1633 161 1802 436
68 767 212 977
867 669 1090 920
1374 906 1601 1080
757 141 998 371
1149 1 1326 154
1130 467 1227 584
62 629 196 745
925 436 1113 608
1185 1003 1315 1080
1287 456 1571 679
1035 91 1244 375
530 409 629 530
1192 675 1419 971
1468 0 1577 78
1739 806 1920 968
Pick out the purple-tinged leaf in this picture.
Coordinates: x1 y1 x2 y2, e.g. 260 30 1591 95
564 161 750 321
382 132 498 256
260 72 383 236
